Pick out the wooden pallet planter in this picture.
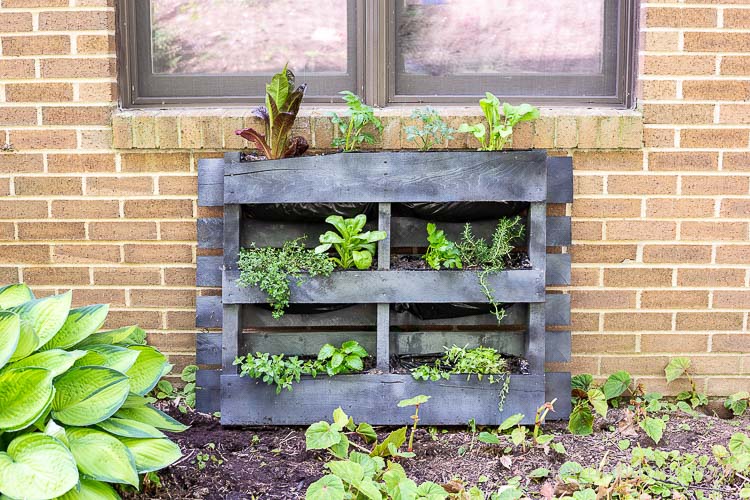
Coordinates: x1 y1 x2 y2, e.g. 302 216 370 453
196 151 573 425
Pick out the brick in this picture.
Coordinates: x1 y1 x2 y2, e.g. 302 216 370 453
608 175 677 195
719 104 750 125
683 81 750 101
641 291 709 309
0 200 47 219
72 289 126 307
572 199 641 218
158 175 197 196
641 334 708 353
15 176 82 196
53 245 120 264
2 0 67 5
643 104 715 125
93 268 161 286
684 175 749 195
0 153 43 173
10 130 77 150
681 221 747 241
645 7 716 28
546 357 599 376
646 199 715 218
105 310 161 330
648 152 718 172
603 268 673 287
164 268 195 286
79 83 117 102
714 291 750 309
123 200 193 219
132 115 156 149
23 267 89 286
47 154 115 173
712 334 750 353
0 268 19 283
51 200 119 218
576 117 598 148
156 115 180 149
602 355 671 375
18 222 84 241
164 312 196 330
685 32 750 53
87 176 153 196
0 245 50 264
677 312 743 331
40 58 115 79
706 378 748 396
0 60 34 79
76 34 115 54
571 245 637 264
130 289 195 308
571 290 636 309
572 221 602 240
6 83 73 103
641 80 677 100
619 116 644 149
573 151 643 171
678 268 745 287
42 106 112 126
572 334 636 354
571 268 600 286
721 56 750 76
681 129 748 149
79 129 112 149
121 153 191 173
721 199 750 218
644 31 679 51
643 128 675 148
716 245 750 264
607 221 676 241
724 152 750 171
160 221 197 241
179 116 202 149
39 11 113 31
571 313 599 331
554 116 577 148
0 180 8 197
89 222 157 241
0 223 14 240
123 244 192 264
573 175 603 195
2 36 70 56
0 12 33 31
642 55 716 75
605 312 674 332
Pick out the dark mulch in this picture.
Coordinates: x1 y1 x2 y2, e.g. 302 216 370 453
125 404 750 500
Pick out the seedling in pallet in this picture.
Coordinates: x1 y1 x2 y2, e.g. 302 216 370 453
397 395 431 452
315 214 387 270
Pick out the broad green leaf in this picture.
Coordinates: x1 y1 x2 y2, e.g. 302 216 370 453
355 422 377 443
726 392 749 417
8 349 87 377
416 481 449 500
0 434 78 500
42 304 109 351
327 460 364 485
56 479 120 500
499 413 524 431
74 344 140 373
330 352 344 369
528 467 550 479
0 367 54 432
640 417 665 444
571 374 593 392
602 371 631 400
729 432 750 455
125 345 172 396
8 291 72 349
588 388 608 418
352 250 372 270
75 325 146 348
67 427 139 486
568 403 594 436
114 405 188 432
0 311 20 370
45 419 67 445
362 230 387 243
96 416 166 438
397 395 430 407
120 393 157 408
330 432 349 459
618 439 631 451
8 318 40 362
345 355 363 372
384 469 418 500
266 66 290 113
349 451 381 478
332 407 349 428
477 431 500 445
181 364 197 382
118 437 182 473
665 357 690 384
305 421 341 450
52 366 130 426
510 426 525 446
318 231 345 245
306 475 344 500
0 284 34 308
370 426 406 457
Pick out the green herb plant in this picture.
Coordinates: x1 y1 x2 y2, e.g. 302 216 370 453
725 391 750 417
194 442 223 471
477 402 565 455
424 223 462 270
404 107 455 151
315 214 387 270
315 340 368 376
238 237 334 319
154 364 198 413
330 91 383 152
458 93 539 151
397 395 430 453
665 357 708 409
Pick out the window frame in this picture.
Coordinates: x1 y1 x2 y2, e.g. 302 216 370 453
117 0 638 108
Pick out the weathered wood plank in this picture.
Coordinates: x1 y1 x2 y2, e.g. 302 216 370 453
196 369 220 413
196 333 222 365
544 372 572 419
196 256 222 287
545 331 571 363
547 156 573 204
197 218 223 249
224 269 546 304
224 151 548 204
223 205 241 271
546 254 571 286
196 295 222 328
244 304 376 327
220 373 546 425
547 216 571 247
197 159 224 207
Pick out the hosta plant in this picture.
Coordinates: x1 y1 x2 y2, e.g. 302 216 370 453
0 283 186 500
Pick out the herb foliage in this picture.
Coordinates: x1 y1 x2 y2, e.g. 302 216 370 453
315 214 387 270
459 93 539 151
330 91 383 152
403 107 455 151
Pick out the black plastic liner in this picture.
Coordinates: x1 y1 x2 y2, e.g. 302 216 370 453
245 203 375 222
257 303 355 315
395 302 508 320
397 202 526 222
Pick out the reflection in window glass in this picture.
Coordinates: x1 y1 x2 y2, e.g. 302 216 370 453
397 0 604 76
150 0 349 75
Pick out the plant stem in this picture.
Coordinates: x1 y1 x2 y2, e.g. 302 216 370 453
408 405 420 452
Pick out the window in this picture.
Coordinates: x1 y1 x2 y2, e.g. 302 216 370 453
118 0 637 107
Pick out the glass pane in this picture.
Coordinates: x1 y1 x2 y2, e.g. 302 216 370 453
150 0 350 75
397 0 605 77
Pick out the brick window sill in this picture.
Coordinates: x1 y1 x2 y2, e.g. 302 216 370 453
112 106 643 151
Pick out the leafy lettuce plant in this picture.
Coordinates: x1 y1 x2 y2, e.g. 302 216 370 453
235 65 309 160
0 283 186 500
330 91 383 152
315 214 387 270
424 223 462 270
459 93 539 151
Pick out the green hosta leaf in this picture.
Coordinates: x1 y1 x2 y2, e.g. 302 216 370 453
588 388 608 418
0 433 78 500
66 427 139 486
52 366 130 426
8 348 87 377
115 405 188 432
9 319 40 362
75 344 140 373
8 291 72 349
602 371 631 400
306 475 345 500
416 481 449 500
56 479 121 500
118 437 182 473
398 395 430 407
0 283 34 308
499 413 525 431
96 416 166 438
356 422 377 443
125 345 172 396
568 403 594 436
45 419 68 444
75 325 146 348
0 367 54 432
42 304 109 351
477 431 501 445
305 421 342 450
0 311 20 370
370 426 407 457
571 374 593 392
665 357 690 384
640 417 665 444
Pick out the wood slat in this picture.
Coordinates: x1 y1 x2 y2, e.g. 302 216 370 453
196 256 222 287
195 369 220 413
224 151 548 204
547 156 573 204
546 254 571 286
197 218 223 249
544 372 572 420
196 296 222 328
197 159 224 207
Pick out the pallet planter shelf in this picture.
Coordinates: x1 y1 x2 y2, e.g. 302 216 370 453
196 150 573 425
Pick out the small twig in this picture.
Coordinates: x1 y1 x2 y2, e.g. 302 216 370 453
173 449 197 466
